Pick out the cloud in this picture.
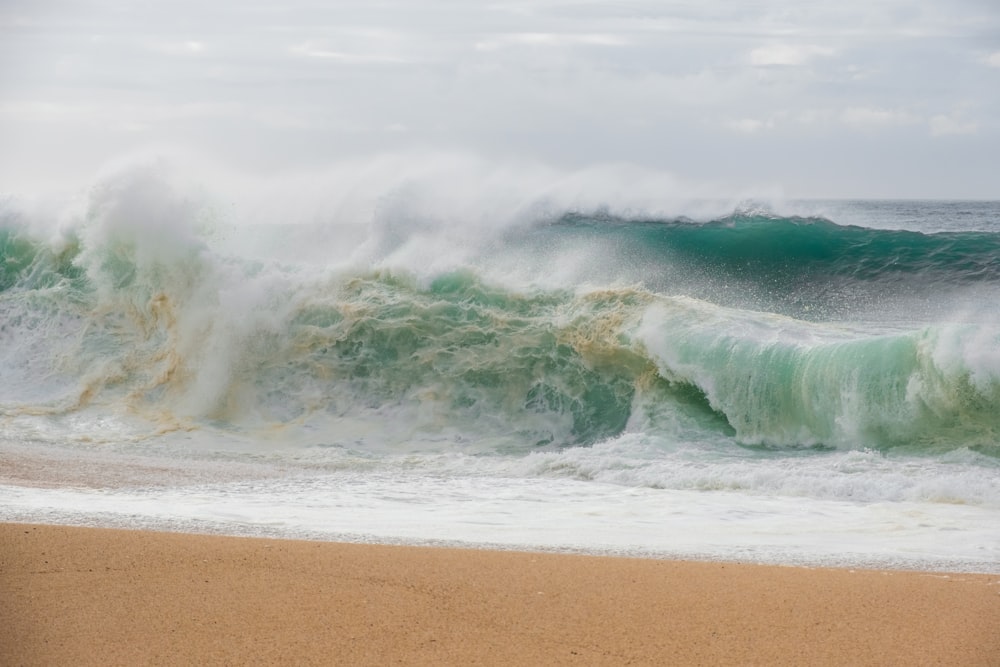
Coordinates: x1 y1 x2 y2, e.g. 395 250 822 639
474 33 627 51
0 100 236 125
929 113 978 136
726 107 928 134
749 44 835 67
726 118 771 133
289 42 410 64
148 40 205 56
840 107 917 127
1 0 998 198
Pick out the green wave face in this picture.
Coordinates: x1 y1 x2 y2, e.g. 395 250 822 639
639 300 1000 453
266 272 653 449
0 239 658 450
0 227 82 293
3 205 1000 456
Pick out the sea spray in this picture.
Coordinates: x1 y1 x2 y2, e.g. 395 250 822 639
2 162 999 570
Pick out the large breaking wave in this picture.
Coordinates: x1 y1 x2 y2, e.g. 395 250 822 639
2 163 1000 455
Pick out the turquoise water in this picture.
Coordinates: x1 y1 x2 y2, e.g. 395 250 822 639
2 167 998 571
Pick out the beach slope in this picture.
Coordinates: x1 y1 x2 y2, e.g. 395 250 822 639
2 523 998 665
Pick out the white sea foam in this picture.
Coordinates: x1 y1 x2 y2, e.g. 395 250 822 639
2 457 997 572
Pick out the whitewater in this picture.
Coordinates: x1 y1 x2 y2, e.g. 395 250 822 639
2 160 999 572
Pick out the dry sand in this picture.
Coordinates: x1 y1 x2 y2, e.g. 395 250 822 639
2 523 998 666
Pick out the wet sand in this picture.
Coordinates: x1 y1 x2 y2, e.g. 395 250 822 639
2 523 998 665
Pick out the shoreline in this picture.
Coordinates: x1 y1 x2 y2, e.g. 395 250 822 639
3 513 999 576
3 522 999 666
4 444 997 576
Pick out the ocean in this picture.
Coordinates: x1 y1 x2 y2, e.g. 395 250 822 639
2 166 999 572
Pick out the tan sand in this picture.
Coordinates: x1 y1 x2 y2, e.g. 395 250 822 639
2 523 998 666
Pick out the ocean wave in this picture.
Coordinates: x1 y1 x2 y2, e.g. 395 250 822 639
2 166 999 456
553 211 1000 283
639 299 1000 452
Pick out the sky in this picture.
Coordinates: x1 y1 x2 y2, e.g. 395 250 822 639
1 0 999 199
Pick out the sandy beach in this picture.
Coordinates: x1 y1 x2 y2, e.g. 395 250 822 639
2 523 998 666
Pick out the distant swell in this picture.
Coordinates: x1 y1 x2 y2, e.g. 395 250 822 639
554 212 1000 283
530 213 1000 321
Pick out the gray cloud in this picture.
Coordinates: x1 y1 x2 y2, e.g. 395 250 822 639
1 0 998 198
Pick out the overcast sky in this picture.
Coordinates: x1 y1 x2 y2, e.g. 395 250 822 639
2 0 999 199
